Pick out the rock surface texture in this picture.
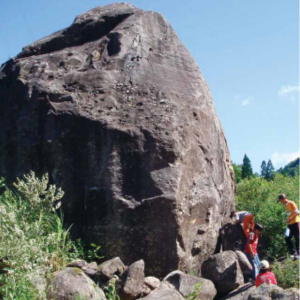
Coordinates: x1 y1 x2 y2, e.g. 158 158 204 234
247 284 300 300
47 267 107 300
163 270 217 300
137 283 185 300
0 3 235 276
201 250 244 295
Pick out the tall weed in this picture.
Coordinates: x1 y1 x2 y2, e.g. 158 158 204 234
0 172 82 299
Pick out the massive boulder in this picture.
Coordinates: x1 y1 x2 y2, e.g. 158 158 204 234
0 3 235 276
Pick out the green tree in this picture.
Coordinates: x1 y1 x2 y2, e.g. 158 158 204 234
232 163 242 183
265 159 275 180
261 160 267 178
241 154 253 179
278 158 299 176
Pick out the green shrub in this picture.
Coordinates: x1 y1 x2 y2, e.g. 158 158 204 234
272 258 299 289
0 172 83 299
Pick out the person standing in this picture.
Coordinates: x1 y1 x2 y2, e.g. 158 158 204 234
244 223 263 281
255 260 277 287
278 193 300 258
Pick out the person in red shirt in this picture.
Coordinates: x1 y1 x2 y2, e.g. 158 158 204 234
256 260 277 287
244 223 263 280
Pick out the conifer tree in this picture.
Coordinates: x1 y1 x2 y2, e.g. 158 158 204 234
265 159 275 180
261 160 267 178
241 154 253 179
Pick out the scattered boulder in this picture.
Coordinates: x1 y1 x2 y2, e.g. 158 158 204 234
222 284 300 300
144 276 160 290
248 284 300 300
47 267 106 300
283 288 300 300
0 2 235 277
201 250 244 295
137 282 185 300
46 259 300 300
122 260 145 300
220 283 256 300
141 276 161 296
163 270 217 300
82 261 98 277
98 256 127 281
67 259 88 269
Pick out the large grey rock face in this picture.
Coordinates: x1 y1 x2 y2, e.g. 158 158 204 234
0 3 235 276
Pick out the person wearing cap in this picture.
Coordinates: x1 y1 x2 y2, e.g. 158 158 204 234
277 193 300 258
244 223 263 280
255 260 277 287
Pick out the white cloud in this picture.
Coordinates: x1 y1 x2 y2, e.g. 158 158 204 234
241 98 251 106
271 151 300 168
278 85 300 102
234 95 252 106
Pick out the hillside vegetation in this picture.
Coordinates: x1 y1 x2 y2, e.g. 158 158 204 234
278 158 299 177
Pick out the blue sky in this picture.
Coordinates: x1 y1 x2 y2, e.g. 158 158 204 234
0 0 298 172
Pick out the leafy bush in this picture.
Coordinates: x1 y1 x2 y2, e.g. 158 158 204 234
236 174 299 259
272 258 299 289
0 172 82 299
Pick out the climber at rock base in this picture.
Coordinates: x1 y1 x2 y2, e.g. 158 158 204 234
244 223 263 281
231 210 255 236
255 260 277 287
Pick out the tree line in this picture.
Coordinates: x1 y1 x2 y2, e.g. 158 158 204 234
232 155 299 183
